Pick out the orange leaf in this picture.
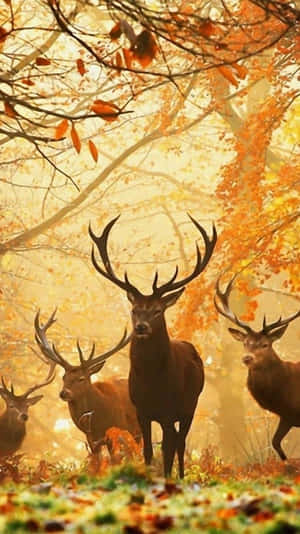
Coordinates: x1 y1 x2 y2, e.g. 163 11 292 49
122 48 133 69
109 22 122 41
76 58 86 76
4 102 15 117
0 27 7 44
55 119 69 140
90 99 120 121
232 62 248 79
217 66 239 87
217 508 237 519
70 124 81 153
21 78 35 86
115 51 123 69
35 57 51 66
88 140 98 162
199 21 215 38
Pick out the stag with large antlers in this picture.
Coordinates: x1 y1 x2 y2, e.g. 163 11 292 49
215 275 300 461
34 310 140 466
0 360 55 458
89 215 217 477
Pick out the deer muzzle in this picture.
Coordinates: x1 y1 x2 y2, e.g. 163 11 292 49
134 322 151 337
242 354 254 366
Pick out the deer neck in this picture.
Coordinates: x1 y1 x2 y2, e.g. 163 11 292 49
68 383 103 430
251 348 283 369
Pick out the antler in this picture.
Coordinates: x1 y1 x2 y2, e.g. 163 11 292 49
23 360 56 398
151 215 217 296
214 275 253 333
89 216 141 297
0 377 14 396
89 214 217 297
34 309 72 369
261 309 300 334
77 329 131 375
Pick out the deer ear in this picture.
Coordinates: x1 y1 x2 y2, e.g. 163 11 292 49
27 394 43 406
88 361 105 376
269 324 289 342
161 288 185 310
228 328 247 342
127 292 136 304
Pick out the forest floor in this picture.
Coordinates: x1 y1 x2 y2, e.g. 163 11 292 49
1 450 300 533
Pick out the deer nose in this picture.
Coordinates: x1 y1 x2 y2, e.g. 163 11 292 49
243 354 254 366
20 413 28 421
135 322 148 334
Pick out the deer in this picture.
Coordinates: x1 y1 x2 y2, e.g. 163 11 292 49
0 360 55 458
89 214 217 477
214 275 300 462
34 310 141 466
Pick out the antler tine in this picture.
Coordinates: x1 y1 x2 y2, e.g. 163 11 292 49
214 275 253 333
88 343 95 361
34 310 71 369
23 360 56 398
152 265 179 294
86 329 131 372
0 377 11 394
152 215 217 296
76 340 84 365
89 216 141 297
262 309 300 334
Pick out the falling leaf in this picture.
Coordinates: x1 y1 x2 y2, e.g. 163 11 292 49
217 66 239 87
88 140 98 162
35 57 51 66
70 124 81 153
76 58 86 76
55 119 69 140
232 62 248 79
4 101 15 117
90 99 120 121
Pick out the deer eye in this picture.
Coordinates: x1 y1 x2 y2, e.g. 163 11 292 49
262 343 268 348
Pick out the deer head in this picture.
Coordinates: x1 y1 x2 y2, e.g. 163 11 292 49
34 310 130 401
214 275 300 366
0 361 55 423
89 215 217 338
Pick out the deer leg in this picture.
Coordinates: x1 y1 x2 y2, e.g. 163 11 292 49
177 416 193 479
162 423 177 478
272 418 292 461
138 415 153 465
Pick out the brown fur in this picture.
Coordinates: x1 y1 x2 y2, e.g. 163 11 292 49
129 312 204 478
